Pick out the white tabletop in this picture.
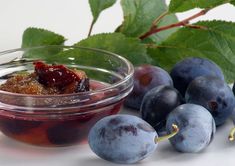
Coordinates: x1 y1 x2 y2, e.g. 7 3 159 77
1 0 235 166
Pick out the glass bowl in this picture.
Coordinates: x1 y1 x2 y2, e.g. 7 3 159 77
0 46 134 146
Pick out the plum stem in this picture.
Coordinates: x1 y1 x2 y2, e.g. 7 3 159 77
228 127 235 141
155 124 179 143
140 9 210 40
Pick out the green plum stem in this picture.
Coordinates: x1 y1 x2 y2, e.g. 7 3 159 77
228 127 235 141
155 124 179 143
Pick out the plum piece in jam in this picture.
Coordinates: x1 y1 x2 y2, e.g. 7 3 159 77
0 118 42 135
34 61 89 93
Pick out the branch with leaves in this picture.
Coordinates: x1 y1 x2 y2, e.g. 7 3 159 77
21 0 235 82
140 9 209 40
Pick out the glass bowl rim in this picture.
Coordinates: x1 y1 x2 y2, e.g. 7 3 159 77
0 45 134 98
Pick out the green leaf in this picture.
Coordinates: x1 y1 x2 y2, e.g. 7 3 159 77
89 0 117 23
120 0 168 37
24 33 151 67
74 33 152 66
21 28 66 59
22 27 66 48
231 0 235 5
169 0 230 13
144 14 179 44
147 20 235 82
41 33 151 82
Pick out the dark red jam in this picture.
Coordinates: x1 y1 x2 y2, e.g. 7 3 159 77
0 81 122 146
0 62 123 146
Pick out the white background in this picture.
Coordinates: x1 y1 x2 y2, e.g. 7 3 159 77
1 0 235 50
1 0 235 166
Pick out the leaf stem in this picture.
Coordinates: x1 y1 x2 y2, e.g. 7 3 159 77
140 9 210 40
184 24 208 30
152 11 169 27
88 20 95 37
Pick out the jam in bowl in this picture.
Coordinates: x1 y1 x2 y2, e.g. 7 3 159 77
0 46 134 146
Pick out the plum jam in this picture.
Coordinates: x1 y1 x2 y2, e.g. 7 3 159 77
0 62 124 146
0 81 123 146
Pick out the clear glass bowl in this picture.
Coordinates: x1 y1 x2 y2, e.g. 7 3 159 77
0 46 134 146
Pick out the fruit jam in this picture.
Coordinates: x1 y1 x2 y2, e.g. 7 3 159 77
0 80 123 146
0 62 124 146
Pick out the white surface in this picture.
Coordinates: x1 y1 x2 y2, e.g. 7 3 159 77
1 0 235 166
